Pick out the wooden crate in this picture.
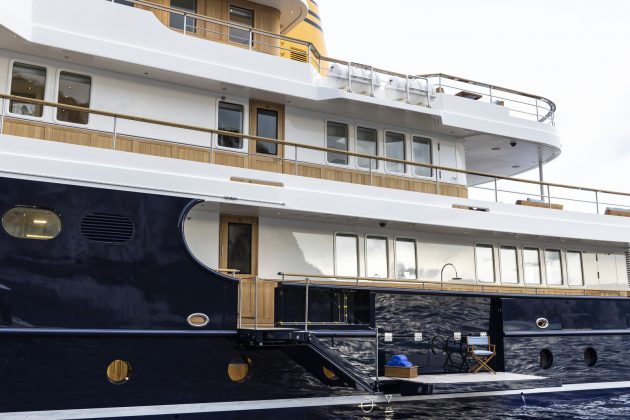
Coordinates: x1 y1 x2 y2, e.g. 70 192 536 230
384 366 418 378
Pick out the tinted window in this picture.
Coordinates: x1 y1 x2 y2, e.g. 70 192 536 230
170 0 196 32
566 251 584 286
545 249 563 285
327 122 348 165
395 239 417 279
357 127 377 169
385 132 405 173
475 244 495 283
227 222 252 275
218 102 244 149
523 248 542 284
500 246 519 284
229 6 254 45
2 207 61 240
10 62 46 117
112 0 134 6
366 236 388 278
335 234 358 277
412 136 432 177
255 108 278 155
57 72 91 124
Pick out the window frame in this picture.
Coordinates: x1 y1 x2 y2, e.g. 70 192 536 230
411 135 434 178
498 244 520 285
365 235 389 279
522 247 543 286
384 131 406 174
394 237 417 280
6 59 49 121
333 232 359 278
474 243 496 283
325 120 350 166
228 5 255 46
355 126 379 171
169 0 197 33
566 250 585 287
216 99 247 151
544 248 565 286
53 68 93 126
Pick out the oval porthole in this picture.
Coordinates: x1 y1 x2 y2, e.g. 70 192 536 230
106 359 131 385
584 347 597 367
228 356 252 383
187 313 209 327
536 318 549 329
2 207 61 240
539 349 553 370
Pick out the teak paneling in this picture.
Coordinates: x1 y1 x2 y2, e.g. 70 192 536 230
2 117 468 198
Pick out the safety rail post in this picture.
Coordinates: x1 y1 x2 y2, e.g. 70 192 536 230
294 145 298 176
347 61 352 93
254 276 259 330
405 75 411 104
547 184 551 205
209 132 214 163
494 177 498 202
248 30 253 50
374 326 379 391
436 168 441 196
307 43 311 65
489 86 493 104
183 13 187 35
535 98 539 121
369 157 373 186
0 97 5 135
369 66 375 97
237 278 242 329
424 77 431 108
112 116 118 150
595 191 600 214
304 277 310 333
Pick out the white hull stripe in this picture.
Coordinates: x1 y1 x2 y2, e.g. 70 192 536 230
2 380 630 419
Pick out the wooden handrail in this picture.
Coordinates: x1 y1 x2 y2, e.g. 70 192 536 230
277 272 630 296
2 93 628 200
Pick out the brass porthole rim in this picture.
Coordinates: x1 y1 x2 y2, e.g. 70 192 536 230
536 317 549 329
187 312 210 327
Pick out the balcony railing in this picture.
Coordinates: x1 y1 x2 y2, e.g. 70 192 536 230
106 0 556 125
0 93 627 215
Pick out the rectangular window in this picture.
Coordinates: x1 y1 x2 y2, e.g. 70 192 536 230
412 136 432 177
366 236 388 278
356 127 378 169
218 102 244 149
56 72 91 125
499 246 519 284
255 108 278 155
10 62 46 118
385 132 405 173
523 248 542 285
326 122 348 165
395 238 417 280
475 244 495 283
229 6 254 45
566 251 584 286
545 249 563 285
170 0 196 32
227 222 252 275
335 234 358 277
113 0 134 6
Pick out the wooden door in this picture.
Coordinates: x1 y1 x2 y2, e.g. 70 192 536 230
249 101 285 173
219 215 274 327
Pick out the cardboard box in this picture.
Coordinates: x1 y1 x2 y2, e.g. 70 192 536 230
384 365 418 378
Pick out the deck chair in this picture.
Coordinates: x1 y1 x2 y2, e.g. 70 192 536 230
466 335 496 373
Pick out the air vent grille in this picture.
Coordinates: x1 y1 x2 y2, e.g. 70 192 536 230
80 213 134 244
290 48 308 63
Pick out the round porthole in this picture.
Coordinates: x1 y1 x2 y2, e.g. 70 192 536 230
228 356 252 383
322 366 338 381
584 347 597 367
106 359 131 385
539 349 553 370
536 318 549 329
187 313 209 327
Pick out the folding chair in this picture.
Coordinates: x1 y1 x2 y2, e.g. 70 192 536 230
466 335 496 373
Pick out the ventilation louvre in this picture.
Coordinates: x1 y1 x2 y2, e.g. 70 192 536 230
289 48 308 63
81 213 134 244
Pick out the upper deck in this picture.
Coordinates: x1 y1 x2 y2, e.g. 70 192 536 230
0 0 561 181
